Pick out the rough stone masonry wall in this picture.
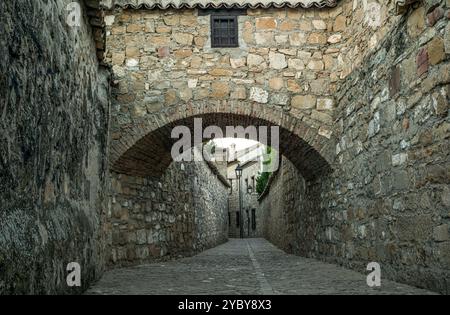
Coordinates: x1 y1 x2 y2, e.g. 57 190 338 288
0 0 110 294
104 6 348 142
259 157 323 255
257 0 450 294
337 0 402 79
320 1 450 294
108 150 229 266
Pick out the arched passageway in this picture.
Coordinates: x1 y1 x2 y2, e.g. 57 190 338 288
110 101 335 180
107 105 335 267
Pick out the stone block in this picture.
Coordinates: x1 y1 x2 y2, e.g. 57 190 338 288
230 86 247 100
416 48 429 76
163 15 179 26
275 35 289 44
389 66 401 97
317 98 334 111
392 170 410 190
256 17 277 30
145 20 155 33
179 88 193 102
307 60 324 71
255 32 274 45
164 89 177 105
446 22 450 54
308 33 327 45
125 58 139 68
173 33 194 45
127 24 142 33
291 95 317 109
111 52 125 65
427 6 444 26
247 54 266 68
211 82 230 99
208 68 234 76
442 186 450 207
269 77 284 90
126 46 140 58
230 58 246 69
180 15 197 27
333 15 346 31
298 20 312 31
312 20 327 30
407 7 426 38
368 112 380 138
152 36 171 46
318 126 333 139
271 93 290 106
289 33 307 46
104 15 115 26
327 34 342 44
288 59 305 70
311 110 333 124
427 37 445 65
279 21 295 31
249 87 269 103
396 215 433 241
156 26 171 33
157 46 170 58
433 225 449 242
287 80 302 93
269 52 287 70
279 49 297 56
112 25 126 35
392 153 408 166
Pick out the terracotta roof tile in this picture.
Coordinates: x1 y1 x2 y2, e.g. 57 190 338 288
100 0 338 10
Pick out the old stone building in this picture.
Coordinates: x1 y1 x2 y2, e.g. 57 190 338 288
0 0 449 295
228 159 262 238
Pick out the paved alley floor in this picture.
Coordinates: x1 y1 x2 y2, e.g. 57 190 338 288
87 238 434 295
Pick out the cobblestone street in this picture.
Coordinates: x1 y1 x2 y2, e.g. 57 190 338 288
87 239 434 295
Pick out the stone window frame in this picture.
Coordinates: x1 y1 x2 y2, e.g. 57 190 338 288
199 9 247 49
210 15 239 48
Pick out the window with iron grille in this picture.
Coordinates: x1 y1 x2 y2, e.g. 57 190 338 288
211 16 239 48
199 9 246 48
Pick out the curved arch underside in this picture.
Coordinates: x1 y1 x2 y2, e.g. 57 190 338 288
111 110 335 181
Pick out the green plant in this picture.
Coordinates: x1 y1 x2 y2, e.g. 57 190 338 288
256 172 271 195
203 141 216 156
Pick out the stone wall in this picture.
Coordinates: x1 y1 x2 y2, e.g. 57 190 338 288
310 1 450 293
108 149 229 266
259 1 450 294
0 0 110 294
323 1 450 294
104 6 343 150
258 157 324 254
337 0 402 79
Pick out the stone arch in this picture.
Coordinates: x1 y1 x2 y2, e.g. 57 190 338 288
110 100 336 180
